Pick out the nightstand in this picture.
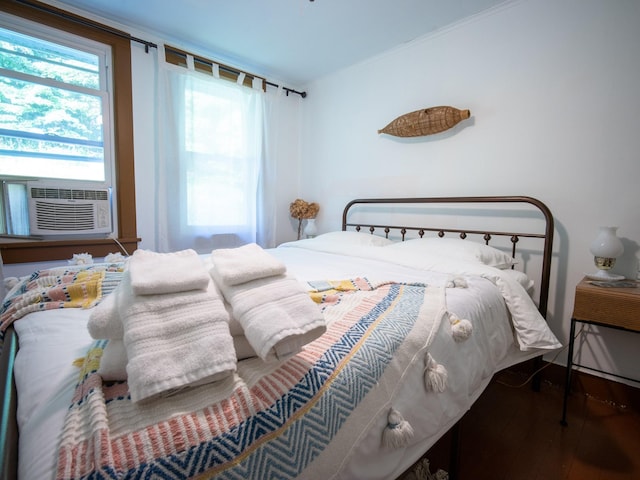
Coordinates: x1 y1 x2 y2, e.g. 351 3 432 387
560 277 640 426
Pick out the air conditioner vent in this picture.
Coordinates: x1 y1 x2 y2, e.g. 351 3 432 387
30 187 109 201
27 182 113 236
32 202 97 231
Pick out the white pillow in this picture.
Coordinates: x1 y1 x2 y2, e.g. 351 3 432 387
305 230 394 247
386 237 516 269
502 268 535 293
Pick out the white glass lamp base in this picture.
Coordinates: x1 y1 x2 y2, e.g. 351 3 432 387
585 270 625 281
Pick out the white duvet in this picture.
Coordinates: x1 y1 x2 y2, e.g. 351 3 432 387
13 235 560 480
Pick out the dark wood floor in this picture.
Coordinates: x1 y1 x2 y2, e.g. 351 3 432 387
424 368 640 480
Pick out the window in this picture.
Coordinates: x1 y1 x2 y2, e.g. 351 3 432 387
184 77 260 228
0 1 138 264
0 23 111 182
0 17 113 235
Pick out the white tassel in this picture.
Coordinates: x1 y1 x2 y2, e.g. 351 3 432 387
434 470 450 480
424 354 447 392
411 458 450 480
382 408 414 448
449 313 473 342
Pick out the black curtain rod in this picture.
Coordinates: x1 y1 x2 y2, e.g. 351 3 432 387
266 80 307 98
173 48 307 98
16 0 158 52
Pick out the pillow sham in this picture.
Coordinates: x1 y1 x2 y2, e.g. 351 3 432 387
385 237 516 269
302 230 394 247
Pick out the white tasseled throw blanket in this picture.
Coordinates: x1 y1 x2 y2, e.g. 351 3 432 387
56 280 449 479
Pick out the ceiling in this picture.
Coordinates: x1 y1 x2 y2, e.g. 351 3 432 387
48 0 507 87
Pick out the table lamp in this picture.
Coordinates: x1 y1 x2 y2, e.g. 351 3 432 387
588 226 624 281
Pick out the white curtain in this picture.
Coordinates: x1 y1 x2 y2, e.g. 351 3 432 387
257 86 288 248
155 52 266 253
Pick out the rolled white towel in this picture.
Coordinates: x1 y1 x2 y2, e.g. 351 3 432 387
233 335 257 361
228 314 244 336
228 307 256 359
98 339 128 381
211 243 286 286
129 249 210 295
88 290 124 340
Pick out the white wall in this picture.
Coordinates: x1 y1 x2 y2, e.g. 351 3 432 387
299 0 640 382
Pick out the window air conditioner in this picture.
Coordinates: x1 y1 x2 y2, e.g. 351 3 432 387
27 182 113 236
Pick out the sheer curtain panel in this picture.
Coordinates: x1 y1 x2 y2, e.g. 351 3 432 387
155 52 265 253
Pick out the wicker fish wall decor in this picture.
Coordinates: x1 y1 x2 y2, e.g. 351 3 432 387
378 106 471 137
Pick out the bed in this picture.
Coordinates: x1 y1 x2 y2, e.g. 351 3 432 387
0 196 561 480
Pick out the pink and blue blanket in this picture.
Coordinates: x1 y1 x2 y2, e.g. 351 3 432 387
55 279 447 479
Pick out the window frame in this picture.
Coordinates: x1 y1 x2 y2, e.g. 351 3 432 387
0 19 114 186
0 0 139 264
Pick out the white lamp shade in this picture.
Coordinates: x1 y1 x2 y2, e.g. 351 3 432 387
589 226 624 258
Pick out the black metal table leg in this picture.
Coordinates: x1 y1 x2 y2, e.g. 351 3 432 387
560 318 577 426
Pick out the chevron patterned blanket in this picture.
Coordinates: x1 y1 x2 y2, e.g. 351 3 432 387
56 280 447 480
0 264 124 349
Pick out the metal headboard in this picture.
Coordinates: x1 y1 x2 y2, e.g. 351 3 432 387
342 196 554 319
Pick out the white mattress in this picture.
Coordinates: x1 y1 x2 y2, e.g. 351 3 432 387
12 242 558 480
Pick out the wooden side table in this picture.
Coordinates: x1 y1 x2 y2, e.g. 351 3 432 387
560 277 640 426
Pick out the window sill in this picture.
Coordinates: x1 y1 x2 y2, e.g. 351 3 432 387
0 238 140 264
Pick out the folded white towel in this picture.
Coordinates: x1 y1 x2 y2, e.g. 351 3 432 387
211 243 286 286
129 249 210 296
212 270 326 362
233 335 257 361
118 273 237 403
98 339 128 381
87 290 124 340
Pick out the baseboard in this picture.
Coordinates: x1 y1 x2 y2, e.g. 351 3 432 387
507 359 640 412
